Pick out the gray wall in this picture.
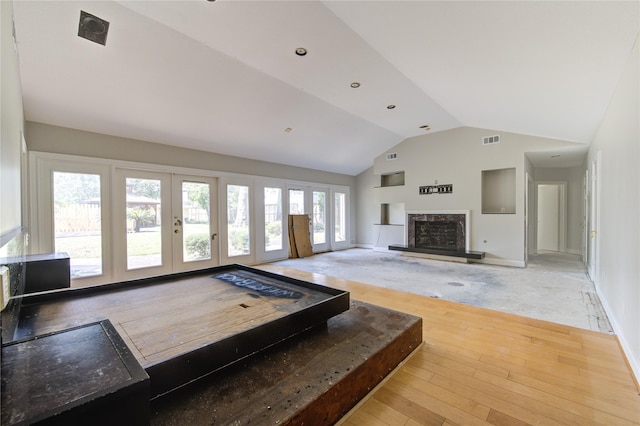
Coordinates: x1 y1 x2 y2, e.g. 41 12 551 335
0 1 24 242
357 126 585 266
26 122 357 187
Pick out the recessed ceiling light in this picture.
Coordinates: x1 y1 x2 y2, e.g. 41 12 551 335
295 47 307 56
387 105 396 110
284 128 293 133
350 82 361 88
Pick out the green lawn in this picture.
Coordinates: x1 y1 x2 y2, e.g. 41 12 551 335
56 224 210 258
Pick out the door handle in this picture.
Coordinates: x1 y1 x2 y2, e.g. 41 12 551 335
211 233 217 240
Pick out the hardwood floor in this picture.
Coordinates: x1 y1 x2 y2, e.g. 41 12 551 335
258 265 640 426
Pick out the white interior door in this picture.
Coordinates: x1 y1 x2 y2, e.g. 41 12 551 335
583 169 589 264
588 153 601 282
172 175 219 272
537 184 560 251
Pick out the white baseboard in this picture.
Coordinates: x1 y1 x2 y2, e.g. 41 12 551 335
355 244 375 249
372 247 392 252
596 289 640 387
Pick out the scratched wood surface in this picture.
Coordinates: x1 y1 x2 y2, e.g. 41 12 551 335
14 270 330 367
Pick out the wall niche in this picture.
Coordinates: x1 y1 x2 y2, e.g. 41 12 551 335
380 171 405 187
482 168 516 214
379 203 404 225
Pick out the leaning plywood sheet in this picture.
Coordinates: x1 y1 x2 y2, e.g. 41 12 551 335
288 214 313 258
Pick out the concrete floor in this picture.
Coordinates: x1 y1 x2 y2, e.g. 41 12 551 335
272 248 613 333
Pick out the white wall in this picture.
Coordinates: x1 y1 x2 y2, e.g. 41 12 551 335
588 36 639 383
358 126 584 266
0 1 25 242
537 184 560 251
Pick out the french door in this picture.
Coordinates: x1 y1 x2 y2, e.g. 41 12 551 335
172 175 219 272
288 186 330 253
114 169 218 281
256 180 287 262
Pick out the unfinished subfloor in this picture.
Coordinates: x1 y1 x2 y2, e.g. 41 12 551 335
272 249 612 333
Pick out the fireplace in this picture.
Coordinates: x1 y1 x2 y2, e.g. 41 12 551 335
389 210 482 259
407 211 469 252
415 221 459 251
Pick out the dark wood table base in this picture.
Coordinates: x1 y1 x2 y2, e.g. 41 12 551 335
151 300 422 426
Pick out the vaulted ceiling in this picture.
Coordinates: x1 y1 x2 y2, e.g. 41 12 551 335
12 1 639 175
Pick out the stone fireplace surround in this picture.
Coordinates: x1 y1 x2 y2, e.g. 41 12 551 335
406 210 470 252
388 210 484 260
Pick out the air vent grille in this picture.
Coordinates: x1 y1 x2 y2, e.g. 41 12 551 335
386 152 397 160
483 135 500 145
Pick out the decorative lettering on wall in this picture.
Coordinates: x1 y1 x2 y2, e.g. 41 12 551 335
419 184 453 195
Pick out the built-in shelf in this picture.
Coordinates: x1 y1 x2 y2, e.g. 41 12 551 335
380 203 404 225
481 168 516 214
380 171 405 187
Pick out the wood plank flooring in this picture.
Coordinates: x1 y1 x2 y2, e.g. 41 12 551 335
257 265 640 426
15 271 330 367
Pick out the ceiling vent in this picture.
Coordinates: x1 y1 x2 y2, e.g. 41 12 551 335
386 153 397 160
78 11 109 46
482 135 500 145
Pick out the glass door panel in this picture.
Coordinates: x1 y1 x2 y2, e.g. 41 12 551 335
126 177 162 270
334 192 346 243
227 184 251 257
115 169 171 281
53 171 103 278
182 181 211 262
173 175 219 272
312 191 326 245
264 187 283 252
289 189 304 214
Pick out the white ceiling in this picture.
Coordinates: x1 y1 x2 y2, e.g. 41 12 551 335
12 1 639 175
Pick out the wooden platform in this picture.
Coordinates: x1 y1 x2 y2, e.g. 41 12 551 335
8 265 349 398
258 265 640 426
150 300 422 425
2 320 149 426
